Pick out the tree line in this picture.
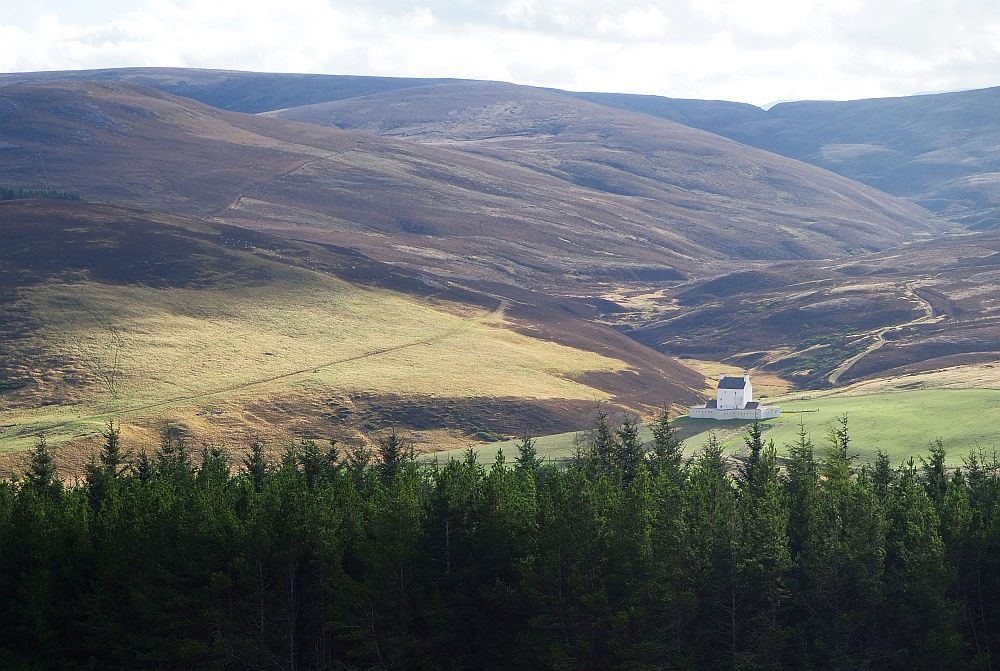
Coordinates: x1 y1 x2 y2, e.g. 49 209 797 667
1 413 998 670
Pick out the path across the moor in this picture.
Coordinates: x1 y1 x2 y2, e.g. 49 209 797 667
827 282 936 386
3 298 509 443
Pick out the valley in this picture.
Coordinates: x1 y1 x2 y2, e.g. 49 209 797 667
571 85 1000 229
1 68 999 471
627 229 1000 387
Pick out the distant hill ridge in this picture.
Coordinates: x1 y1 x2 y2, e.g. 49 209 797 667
0 77 931 291
5 67 986 227
570 86 1000 228
0 67 458 114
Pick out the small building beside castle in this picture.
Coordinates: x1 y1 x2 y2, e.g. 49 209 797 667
688 374 781 420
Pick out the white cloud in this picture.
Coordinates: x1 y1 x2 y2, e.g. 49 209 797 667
499 0 537 25
596 6 671 41
2 0 1000 106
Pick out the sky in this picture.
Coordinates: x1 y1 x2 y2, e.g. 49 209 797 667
1 0 999 107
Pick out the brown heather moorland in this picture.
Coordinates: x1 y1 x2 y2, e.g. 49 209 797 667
0 80 933 291
627 231 1000 386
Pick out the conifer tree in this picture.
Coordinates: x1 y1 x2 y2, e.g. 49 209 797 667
615 415 644 482
738 421 768 496
197 446 231 487
376 430 410 486
98 421 127 474
871 449 895 502
133 449 153 482
684 433 739 666
882 467 966 668
823 413 855 482
648 406 684 483
514 435 542 473
298 438 339 488
24 437 60 498
243 440 270 492
785 418 818 553
735 434 790 665
588 409 619 471
155 427 192 482
85 422 128 505
921 438 949 507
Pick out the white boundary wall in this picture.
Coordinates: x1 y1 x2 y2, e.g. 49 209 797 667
688 406 781 420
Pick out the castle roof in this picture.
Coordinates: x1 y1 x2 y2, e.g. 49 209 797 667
717 375 749 390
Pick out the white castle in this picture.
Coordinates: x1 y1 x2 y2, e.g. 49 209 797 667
688 374 781 420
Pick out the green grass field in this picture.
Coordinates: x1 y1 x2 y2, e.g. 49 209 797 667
425 388 1000 467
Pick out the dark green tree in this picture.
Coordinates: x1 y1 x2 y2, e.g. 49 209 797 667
871 449 895 502
298 438 339 488
880 467 966 669
376 430 410 486
921 438 949 506
514 435 543 473
615 415 644 483
243 440 270 492
586 409 619 471
647 406 684 483
85 422 128 506
24 437 60 499
738 421 768 497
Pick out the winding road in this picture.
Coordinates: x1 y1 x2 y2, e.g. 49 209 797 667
827 283 936 385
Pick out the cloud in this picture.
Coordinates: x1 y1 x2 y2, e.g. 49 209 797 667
2 0 1000 105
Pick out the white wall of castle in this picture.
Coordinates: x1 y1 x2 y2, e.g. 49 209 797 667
716 379 752 409
717 388 743 410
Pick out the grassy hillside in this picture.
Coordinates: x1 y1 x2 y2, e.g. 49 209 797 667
0 200 706 472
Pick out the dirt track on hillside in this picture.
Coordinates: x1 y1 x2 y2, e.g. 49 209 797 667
5 299 510 443
827 282 937 385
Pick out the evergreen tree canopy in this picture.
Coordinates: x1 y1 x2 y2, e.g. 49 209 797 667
0 415 997 670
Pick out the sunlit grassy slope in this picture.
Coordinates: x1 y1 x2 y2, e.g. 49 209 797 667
0 263 625 453
428 378 1000 467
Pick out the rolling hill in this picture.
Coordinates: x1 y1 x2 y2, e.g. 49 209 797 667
0 67 452 114
269 79 933 262
6 67 993 228
0 199 710 472
0 79 933 292
568 86 1000 229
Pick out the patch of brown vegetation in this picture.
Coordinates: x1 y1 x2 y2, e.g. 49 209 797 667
624 230 1000 387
